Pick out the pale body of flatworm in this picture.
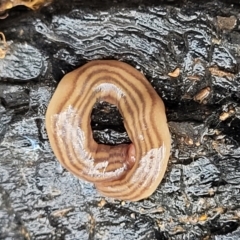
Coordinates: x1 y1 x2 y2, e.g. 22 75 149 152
45 60 171 201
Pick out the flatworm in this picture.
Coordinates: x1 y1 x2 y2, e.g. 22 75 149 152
45 60 171 201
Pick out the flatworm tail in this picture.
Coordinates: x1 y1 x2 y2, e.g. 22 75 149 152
45 60 171 201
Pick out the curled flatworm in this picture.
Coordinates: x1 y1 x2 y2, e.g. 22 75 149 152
45 60 171 201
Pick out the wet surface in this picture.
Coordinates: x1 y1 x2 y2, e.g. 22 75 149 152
0 0 240 239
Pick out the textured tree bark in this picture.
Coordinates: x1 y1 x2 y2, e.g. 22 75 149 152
0 0 240 239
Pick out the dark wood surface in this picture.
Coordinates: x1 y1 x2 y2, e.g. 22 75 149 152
0 0 240 239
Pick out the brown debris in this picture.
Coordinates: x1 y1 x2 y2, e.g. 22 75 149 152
193 87 211 104
0 32 8 58
172 226 185 234
207 188 215 196
98 198 107 208
179 214 205 225
210 207 225 217
50 207 73 217
212 38 221 45
198 214 208 222
217 15 237 30
184 136 194 146
187 75 201 82
168 67 180 78
219 109 235 121
0 0 53 17
208 67 235 78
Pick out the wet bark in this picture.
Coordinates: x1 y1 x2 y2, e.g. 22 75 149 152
0 0 240 239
